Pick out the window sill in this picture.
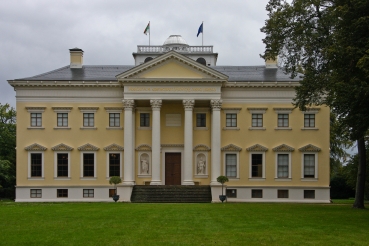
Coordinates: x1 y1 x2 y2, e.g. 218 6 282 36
274 178 291 181
301 178 318 181
27 177 44 180
249 127 266 131
106 127 123 130
54 177 71 180
80 177 97 180
275 127 292 131
194 127 208 131
301 128 319 131
138 127 152 130
228 178 240 180
80 127 97 130
223 127 240 131
54 127 71 130
248 178 266 181
27 127 45 130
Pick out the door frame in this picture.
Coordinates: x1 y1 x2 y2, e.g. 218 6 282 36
161 146 184 185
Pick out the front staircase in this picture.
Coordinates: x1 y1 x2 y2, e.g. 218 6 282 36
130 185 212 203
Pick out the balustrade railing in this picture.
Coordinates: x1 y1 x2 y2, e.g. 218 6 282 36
137 45 213 53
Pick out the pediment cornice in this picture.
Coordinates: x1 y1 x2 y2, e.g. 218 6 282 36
135 144 152 151
193 144 211 152
77 143 100 151
299 144 321 152
103 143 124 151
51 143 74 151
25 143 47 151
221 144 242 152
246 144 268 152
272 144 295 152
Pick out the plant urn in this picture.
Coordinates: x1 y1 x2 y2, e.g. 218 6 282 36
219 195 227 203
112 195 120 202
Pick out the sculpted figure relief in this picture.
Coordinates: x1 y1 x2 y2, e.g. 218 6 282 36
141 155 149 174
197 156 206 175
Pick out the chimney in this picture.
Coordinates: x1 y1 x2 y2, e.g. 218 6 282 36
69 48 84 68
265 57 278 68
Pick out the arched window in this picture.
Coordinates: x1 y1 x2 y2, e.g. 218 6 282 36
144 57 153 63
196 57 206 66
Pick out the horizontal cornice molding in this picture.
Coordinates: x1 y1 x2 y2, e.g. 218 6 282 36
8 80 121 88
223 81 299 88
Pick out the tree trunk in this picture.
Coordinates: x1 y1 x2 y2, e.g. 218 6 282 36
352 137 367 209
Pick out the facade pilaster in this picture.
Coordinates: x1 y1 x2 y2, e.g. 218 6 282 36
122 99 135 185
183 99 195 185
150 99 162 185
210 99 222 185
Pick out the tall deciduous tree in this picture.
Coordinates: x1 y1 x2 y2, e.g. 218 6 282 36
261 0 369 208
0 103 16 198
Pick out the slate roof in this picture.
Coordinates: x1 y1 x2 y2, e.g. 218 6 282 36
14 65 302 82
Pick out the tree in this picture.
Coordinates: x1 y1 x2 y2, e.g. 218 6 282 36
261 0 369 208
0 103 16 199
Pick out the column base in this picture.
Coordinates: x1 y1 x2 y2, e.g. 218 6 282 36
122 181 135 186
182 181 195 185
150 181 162 185
117 184 134 202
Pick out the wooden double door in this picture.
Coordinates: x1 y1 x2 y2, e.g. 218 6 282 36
165 153 181 185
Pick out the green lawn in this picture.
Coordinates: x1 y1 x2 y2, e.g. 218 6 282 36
0 201 368 246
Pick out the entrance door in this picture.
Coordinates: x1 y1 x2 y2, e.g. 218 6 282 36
165 153 181 185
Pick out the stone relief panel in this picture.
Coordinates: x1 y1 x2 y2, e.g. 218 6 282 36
196 153 207 175
139 153 151 175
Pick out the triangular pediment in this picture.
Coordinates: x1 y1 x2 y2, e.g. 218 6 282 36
221 144 242 152
51 143 74 151
299 144 321 152
246 144 268 152
103 143 124 151
135 144 152 151
77 143 100 151
117 51 228 81
193 144 211 152
24 143 47 151
272 144 295 152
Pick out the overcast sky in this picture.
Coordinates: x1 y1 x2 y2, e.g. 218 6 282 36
0 0 271 108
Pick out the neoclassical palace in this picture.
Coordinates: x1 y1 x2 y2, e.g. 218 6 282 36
8 35 330 202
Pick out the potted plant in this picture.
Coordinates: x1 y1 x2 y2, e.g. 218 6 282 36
109 176 122 202
217 175 229 203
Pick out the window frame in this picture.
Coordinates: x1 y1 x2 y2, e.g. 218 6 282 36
249 152 265 179
252 113 263 127
278 189 289 198
301 109 320 130
109 113 120 127
251 189 263 198
83 189 94 198
137 108 152 130
275 152 292 179
301 153 318 179
304 190 315 199
54 151 71 179
194 108 209 130
304 114 315 128
57 189 68 198
26 107 45 129
79 107 98 130
106 152 122 178
222 108 241 130
140 113 150 127
277 114 289 127
80 152 97 179
28 152 44 179
196 113 206 127
30 189 42 198
224 152 239 179
247 108 267 130
226 113 237 127
83 113 95 127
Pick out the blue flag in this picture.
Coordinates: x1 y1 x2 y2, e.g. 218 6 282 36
197 23 203 37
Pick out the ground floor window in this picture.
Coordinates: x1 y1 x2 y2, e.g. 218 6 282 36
251 154 263 178
225 154 237 178
83 189 94 198
31 153 42 177
109 153 120 177
304 190 315 199
278 190 289 198
83 153 95 177
226 189 237 198
57 153 68 177
30 189 42 198
57 189 68 198
251 189 263 198
109 189 116 197
303 154 315 178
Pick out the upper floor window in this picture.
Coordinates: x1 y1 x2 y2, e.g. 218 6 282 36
248 108 267 130
57 113 68 127
304 114 315 127
31 113 42 127
278 114 289 127
226 114 237 127
109 113 120 127
196 113 206 127
140 113 150 127
196 57 206 66
252 114 263 127
83 113 94 127
26 107 46 129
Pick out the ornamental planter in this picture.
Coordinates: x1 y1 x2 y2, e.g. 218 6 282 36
217 175 229 203
219 195 227 203
112 195 120 202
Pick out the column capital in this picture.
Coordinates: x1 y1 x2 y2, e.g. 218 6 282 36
150 99 162 109
122 99 135 109
183 99 195 110
210 99 222 110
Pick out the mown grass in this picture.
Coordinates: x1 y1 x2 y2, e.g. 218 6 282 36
0 201 368 246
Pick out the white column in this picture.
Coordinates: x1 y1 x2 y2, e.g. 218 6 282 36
183 100 195 185
210 99 222 185
150 99 162 185
122 99 135 185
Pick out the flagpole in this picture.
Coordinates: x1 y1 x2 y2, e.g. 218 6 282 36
202 21 204 47
149 21 151 46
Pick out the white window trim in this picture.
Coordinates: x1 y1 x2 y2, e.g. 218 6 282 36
105 109 123 130
137 152 152 177
106 151 123 179
53 108 71 130
137 108 152 130
54 151 71 180
274 109 293 130
223 108 241 130
194 108 209 130
249 152 266 180
223 151 239 179
274 152 292 180
28 151 44 180
301 109 319 130
301 152 318 181
79 108 98 130
27 108 45 129
248 108 267 130
80 151 97 180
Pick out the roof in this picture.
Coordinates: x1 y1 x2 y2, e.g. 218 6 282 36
14 65 301 82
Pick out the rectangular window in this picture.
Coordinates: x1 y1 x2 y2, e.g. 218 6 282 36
304 114 315 127
83 153 94 177
140 113 150 127
278 190 289 198
277 154 289 178
196 113 206 127
226 114 237 127
225 154 237 178
109 153 120 177
251 154 263 178
31 153 42 177
304 190 315 199
57 189 68 198
278 114 289 127
31 113 42 127
109 189 116 197
83 189 94 198
252 189 263 198
109 113 120 127
226 189 237 198
57 113 68 127
83 113 94 127
57 153 68 177
252 114 263 127
304 154 315 178
30 189 42 198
